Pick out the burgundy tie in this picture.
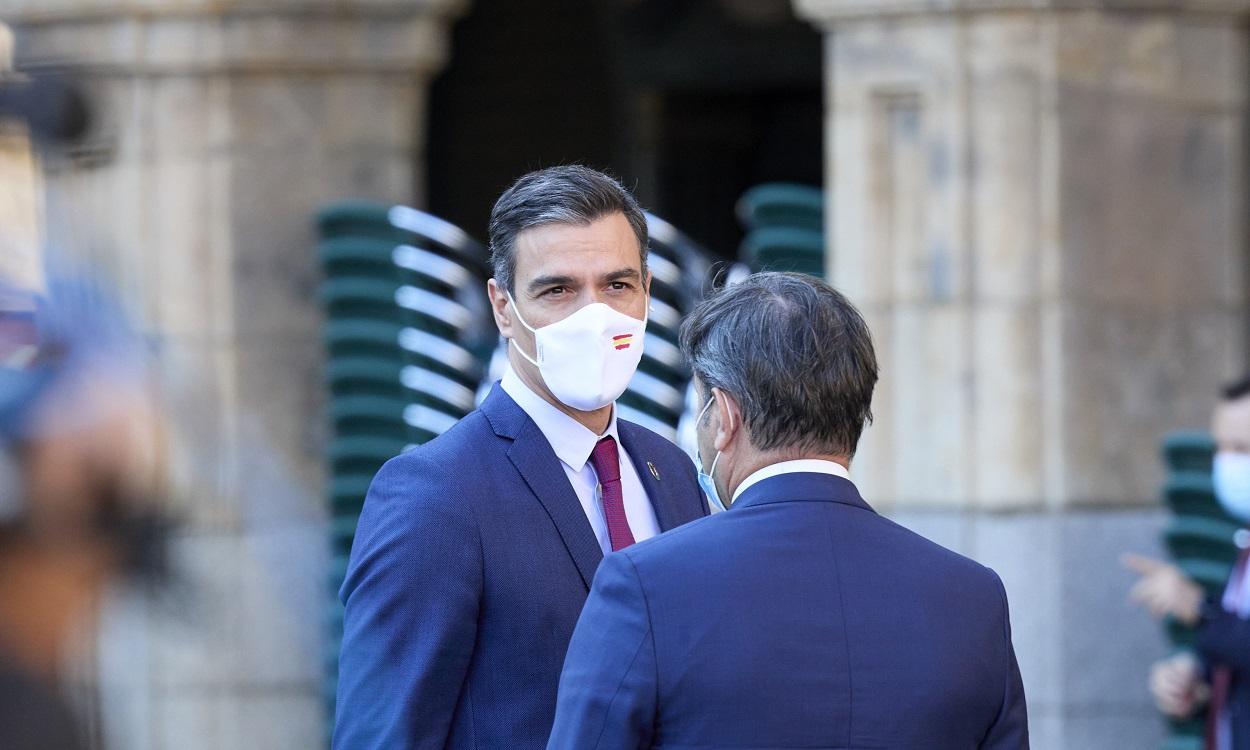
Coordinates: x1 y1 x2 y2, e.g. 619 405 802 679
589 436 635 552
1206 665 1232 750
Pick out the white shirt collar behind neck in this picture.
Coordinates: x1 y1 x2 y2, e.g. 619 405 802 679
500 366 620 472
732 459 850 503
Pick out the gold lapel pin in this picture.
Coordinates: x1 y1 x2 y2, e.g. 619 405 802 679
647 462 661 480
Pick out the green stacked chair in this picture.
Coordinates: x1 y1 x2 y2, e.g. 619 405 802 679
736 183 825 277
1158 431 1241 750
317 200 491 740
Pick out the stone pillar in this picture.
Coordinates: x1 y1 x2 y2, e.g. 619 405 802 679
0 23 44 311
795 1 1247 747
0 1 467 746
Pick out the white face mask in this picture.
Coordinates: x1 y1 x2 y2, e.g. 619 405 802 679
507 292 647 412
1215 451 1250 524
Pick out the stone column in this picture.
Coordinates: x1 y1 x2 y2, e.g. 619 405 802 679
0 23 44 311
795 1 1247 747
0 1 468 746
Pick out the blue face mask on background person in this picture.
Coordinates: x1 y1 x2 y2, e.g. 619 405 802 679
1214 451 1250 523
694 396 726 512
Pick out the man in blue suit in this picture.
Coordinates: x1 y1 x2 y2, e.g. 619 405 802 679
548 272 1029 750
334 166 708 749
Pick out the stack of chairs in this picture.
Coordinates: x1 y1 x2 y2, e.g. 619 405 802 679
612 213 713 443
316 200 491 737
1159 431 1242 750
736 183 825 277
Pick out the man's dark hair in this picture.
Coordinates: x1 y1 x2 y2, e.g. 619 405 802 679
1223 376 1250 402
488 166 649 293
679 272 879 456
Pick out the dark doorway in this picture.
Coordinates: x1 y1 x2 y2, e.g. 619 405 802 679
425 0 622 242
425 0 822 261
654 88 822 257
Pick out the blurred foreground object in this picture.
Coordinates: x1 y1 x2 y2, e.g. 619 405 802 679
0 24 44 316
0 21 91 316
0 276 174 750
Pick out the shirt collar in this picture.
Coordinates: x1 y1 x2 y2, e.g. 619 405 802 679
500 366 619 472
731 459 850 503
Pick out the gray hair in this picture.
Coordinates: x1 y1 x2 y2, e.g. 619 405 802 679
680 272 879 456
488 166 649 293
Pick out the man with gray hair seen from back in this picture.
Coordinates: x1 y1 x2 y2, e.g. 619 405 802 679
547 272 1030 749
334 166 707 749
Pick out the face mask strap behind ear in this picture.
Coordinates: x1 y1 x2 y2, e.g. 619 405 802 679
504 291 541 367
504 291 537 334
696 392 714 425
696 390 725 501
703 389 737 449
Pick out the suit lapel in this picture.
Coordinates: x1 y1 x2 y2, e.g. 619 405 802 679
480 384 704 588
507 420 603 590
619 422 687 532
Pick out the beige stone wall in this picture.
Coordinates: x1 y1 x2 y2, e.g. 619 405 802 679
798 3 1247 512
797 2 1250 747
0 23 45 311
0 1 467 746
0 126 43 310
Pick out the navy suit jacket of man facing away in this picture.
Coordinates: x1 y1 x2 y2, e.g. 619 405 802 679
548 472 1028 749
549 271 1028 750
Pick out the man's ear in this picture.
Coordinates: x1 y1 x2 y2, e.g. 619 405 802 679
712 388 740 453
487 278 513 339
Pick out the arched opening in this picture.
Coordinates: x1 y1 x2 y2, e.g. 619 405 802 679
426 0 822 260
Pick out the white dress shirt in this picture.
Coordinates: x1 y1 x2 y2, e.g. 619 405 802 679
732 459 851 504
501 367 660 553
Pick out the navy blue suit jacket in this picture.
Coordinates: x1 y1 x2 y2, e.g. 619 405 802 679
548 472 1029 750
333 384 708 750
1197 593 1250 747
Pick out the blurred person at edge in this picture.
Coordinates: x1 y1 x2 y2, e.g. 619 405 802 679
1126 377 1250 750
333 166 708 750
547 272 1029 750
0 278 173 750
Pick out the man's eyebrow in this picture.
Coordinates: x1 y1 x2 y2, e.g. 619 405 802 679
526 274 578 294
602 268 642 283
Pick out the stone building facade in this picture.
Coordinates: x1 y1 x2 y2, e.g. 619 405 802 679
795 1 1248 746
1 0 1245 747
0 2 470 747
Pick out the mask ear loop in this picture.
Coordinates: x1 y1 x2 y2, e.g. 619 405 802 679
702 390 738 506
504 292 541 367
695 392 718 475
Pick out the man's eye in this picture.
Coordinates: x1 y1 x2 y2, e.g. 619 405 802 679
545 287 566 296
609 282 631 291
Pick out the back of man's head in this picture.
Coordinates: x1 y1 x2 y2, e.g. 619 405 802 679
680 272 878 458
